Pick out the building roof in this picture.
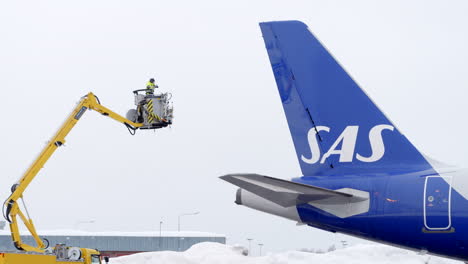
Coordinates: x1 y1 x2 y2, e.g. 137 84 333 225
0 230 225 238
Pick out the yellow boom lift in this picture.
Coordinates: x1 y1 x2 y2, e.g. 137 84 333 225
2 90 173 264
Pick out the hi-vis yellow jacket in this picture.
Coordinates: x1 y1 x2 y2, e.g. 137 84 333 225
146 81 157 94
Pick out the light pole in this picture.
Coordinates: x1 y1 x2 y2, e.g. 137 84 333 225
258 243 264 256
177 212 200 251
247 238 253 256
74 220 95 230
159 221 163 249
178 212 200 232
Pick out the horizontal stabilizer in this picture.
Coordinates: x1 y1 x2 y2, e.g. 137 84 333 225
220 174 361 207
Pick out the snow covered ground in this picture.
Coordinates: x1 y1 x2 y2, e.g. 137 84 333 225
109 242 463 264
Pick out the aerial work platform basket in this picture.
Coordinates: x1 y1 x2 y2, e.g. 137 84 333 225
126 89 174 129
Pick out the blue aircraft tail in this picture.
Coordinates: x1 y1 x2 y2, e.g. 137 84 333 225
260 21 435 176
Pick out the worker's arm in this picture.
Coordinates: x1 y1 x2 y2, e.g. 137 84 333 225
3 92 143 252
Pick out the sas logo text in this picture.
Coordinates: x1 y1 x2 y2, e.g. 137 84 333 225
301 124 394 164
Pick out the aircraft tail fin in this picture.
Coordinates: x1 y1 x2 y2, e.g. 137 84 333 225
260 21 435 176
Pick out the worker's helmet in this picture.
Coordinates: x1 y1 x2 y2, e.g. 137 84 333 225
149 78 155 83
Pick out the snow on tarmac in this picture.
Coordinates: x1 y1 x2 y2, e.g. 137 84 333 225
109 242 463 264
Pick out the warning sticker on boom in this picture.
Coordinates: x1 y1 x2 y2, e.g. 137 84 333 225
74 106 88 120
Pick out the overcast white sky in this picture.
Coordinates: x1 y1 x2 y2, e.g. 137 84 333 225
1 0 468 254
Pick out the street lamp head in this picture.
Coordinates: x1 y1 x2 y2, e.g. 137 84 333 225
74 219 96 229
178 211 200 232
179 211 200 217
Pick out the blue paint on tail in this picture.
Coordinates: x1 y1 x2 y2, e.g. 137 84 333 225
260 21 434 176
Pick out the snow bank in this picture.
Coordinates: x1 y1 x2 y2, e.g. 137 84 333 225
109 242 463 264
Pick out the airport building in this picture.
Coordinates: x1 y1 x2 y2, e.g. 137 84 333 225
0 230 226 257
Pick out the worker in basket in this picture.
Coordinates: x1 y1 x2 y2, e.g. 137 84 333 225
146 78 159 95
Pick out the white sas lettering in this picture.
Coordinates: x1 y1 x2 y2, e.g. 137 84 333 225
320 126 359 164
301 126 329 164
301 124 394 165
356 124 394 162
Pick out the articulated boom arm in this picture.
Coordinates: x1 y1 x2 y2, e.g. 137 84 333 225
3 92 144 252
